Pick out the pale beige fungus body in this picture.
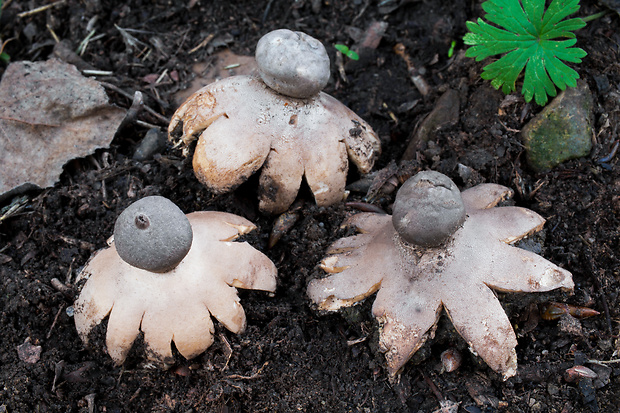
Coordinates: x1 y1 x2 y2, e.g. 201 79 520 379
308 172 574 380
74 205 277 366
169 29 380 214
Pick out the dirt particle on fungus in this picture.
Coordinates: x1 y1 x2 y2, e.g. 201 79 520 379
349 120 363 138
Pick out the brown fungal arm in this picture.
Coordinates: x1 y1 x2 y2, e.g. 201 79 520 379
220 241 278 291
168 88 225 147
466 207 545 243
372 275 443 376
307 215 396 311
307 267 383 312
319 94 381 174
301 132 348 207
73 247 121 343
442 281 518 379
192 117 271 193
481 242 574 292
258 141 305 215
105 289 145 364
172 312 215 360
202 283 247 333
461 183 513 212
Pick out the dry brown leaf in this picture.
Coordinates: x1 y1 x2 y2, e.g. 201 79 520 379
0 59 126 201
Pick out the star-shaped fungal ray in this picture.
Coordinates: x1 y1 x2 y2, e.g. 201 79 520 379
169 76 380 214
74 211 277 366
308 172 574 380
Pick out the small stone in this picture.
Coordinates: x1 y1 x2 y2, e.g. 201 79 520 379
590 363 612 389
17 339 42 364
521 80 593 172
402 88 460 160
133 128 167 161
547 383 560 396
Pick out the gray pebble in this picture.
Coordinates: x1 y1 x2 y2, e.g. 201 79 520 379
133 128 167 161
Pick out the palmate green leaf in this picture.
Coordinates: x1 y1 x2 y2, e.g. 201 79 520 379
464 0 587 105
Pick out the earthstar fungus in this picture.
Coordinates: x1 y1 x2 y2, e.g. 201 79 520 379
307 171 574 379
74 196 277 365
169 29 381 214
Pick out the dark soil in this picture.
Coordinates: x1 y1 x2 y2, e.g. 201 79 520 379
1 0 619 412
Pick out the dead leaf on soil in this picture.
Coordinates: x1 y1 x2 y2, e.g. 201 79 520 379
0 59 126 202
173 49 258 105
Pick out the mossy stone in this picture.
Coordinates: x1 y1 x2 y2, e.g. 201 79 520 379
522 80 593 172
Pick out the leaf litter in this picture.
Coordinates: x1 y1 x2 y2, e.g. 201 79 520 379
0 59 125 201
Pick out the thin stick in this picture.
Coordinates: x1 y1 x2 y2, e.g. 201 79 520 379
189 33 214 54
225 361 269 380
99 81 169 125
588 359 620 365
46 305 65 339
18 0 65 17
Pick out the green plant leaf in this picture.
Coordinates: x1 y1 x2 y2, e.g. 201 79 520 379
334 44 359 60
463 0 587 105
334 44 350 54
346 49 359 60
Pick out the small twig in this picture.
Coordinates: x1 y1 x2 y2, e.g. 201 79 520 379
128 387 142 404
115 24 147 51
394 43 430 96
65 257 75 284
46 24 60 43
0 37 16 55
99 81 169 125
585 246 612 335
422 372 444 401
155 68 168 84
0 195 29 223
136 119 161 129
46 304 65 339
346 336 368 346
119 91 145 129
51 361 65 392
351 0 370 24
82 69 114 76
189 33 215 54
219 332 233 371
225 361 269 380
18 0 65 17
498 119 521 133
588 358 620 365
335 51 347 83
50 277 73 295
76 29 96 56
